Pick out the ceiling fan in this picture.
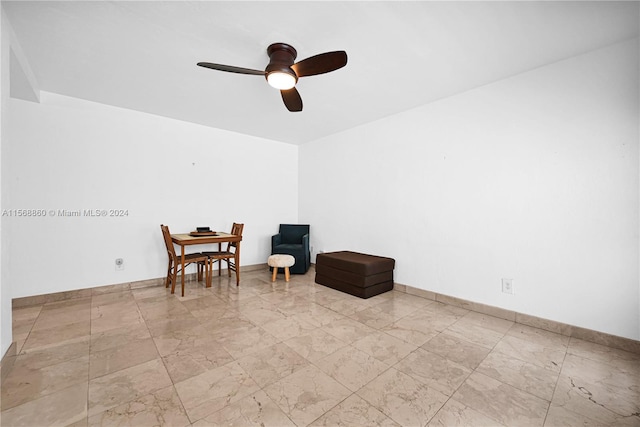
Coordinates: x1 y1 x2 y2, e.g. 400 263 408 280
197 43 347 112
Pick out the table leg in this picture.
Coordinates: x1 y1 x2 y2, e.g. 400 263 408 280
206 257 211 288
180 246 185 297
235 244 240 286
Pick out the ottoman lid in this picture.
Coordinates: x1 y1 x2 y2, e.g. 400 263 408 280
316 251 395 276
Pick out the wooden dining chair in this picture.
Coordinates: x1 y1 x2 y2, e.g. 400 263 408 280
160 224 210 296
202 222 244 286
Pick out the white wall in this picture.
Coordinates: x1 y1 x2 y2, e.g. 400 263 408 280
300 39 639 340
5 92 298 298
0 8 11 358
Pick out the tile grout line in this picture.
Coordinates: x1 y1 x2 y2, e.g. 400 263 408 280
86 294 93 424
136 291 195 426
542 339 571 427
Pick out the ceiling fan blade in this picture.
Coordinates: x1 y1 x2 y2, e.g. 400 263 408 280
291 51 347 77
281 87 303 112
197 62 264 76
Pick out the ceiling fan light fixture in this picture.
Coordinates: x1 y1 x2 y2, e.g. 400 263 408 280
267 69 297 90
198 42 347 112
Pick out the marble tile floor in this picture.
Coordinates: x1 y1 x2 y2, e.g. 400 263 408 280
2 268 639 426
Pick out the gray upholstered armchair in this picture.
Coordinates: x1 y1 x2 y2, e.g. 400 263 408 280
271 224 310 274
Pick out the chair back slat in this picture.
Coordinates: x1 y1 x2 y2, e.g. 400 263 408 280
228 222 244 250
160 224 177 258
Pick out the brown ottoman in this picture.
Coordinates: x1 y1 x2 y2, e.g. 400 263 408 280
315 251 395 298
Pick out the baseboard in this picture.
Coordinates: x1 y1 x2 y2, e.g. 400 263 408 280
394 282 640 355
11 263 268 309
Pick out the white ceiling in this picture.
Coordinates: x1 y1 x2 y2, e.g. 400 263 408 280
4 1 639 145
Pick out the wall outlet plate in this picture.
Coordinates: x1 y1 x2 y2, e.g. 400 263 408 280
502 278 514 294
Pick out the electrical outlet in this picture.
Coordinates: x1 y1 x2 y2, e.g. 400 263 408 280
115 258 124 271
502 278 514 294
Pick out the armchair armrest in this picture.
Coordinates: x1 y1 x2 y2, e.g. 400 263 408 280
302 233 310 268
271 233 282 249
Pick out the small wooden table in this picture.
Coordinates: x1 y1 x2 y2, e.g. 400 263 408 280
170 232 242 291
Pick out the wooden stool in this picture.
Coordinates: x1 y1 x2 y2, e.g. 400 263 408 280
268 254 295 282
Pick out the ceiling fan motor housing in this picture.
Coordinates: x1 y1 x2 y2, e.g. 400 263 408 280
265 43 298 82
